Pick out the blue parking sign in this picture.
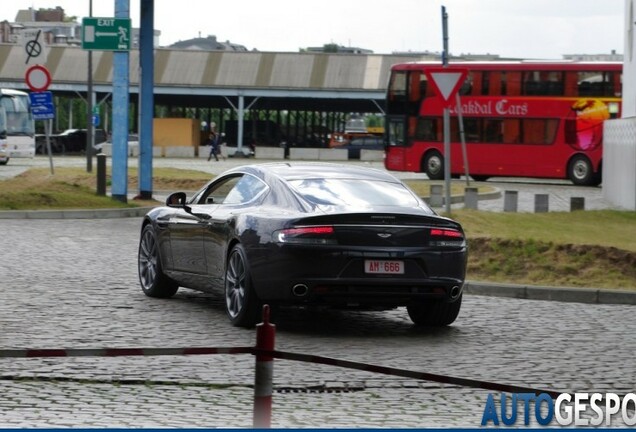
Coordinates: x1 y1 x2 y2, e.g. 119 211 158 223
29 91 55 120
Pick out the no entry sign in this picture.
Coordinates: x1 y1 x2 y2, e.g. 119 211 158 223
25 64 51 92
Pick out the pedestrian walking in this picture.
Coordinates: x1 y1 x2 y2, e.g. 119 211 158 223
207 123 220 161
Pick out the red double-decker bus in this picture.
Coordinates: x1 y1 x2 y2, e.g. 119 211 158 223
384 61 622 185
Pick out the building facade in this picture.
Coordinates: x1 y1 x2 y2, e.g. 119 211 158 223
602 0 636 210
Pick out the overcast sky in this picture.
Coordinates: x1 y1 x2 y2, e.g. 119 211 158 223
5 0 626 59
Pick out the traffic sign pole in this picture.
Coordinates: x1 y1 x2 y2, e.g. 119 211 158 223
25 65 55 174
45 119 54 175
442 6 451 214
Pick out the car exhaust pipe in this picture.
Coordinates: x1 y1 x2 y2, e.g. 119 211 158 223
450 285 461 300
292 283 309 297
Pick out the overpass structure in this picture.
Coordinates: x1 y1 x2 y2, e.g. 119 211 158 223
0 3 435 202
0 43 431 114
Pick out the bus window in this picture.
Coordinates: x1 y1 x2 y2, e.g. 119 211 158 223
459 72 475 96
408 71 424 115
564 71 579 96
389 71 407 98
463 118 481 142
481 71 490 95
408 71 422 101
387 117 406 146
544 71 564 95
470 71 482 95
488 72 503 96
506 72 522 95
484 119 503 143
577 71 618 97
522 71 563 95
415 117 437 141
449 118 480 142
387 71 408 114
522 119 558 144
613 72 622 97
500 72 507 95
502 119 521 144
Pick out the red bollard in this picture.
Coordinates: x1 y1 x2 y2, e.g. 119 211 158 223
253 304 276 428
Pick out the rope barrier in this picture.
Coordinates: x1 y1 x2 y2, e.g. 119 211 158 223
0 347 253 358
0 348 563 398
1 305 567 428
257 349 563 399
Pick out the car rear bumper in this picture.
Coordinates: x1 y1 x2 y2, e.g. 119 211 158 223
257 276 464 307
249 246 466 306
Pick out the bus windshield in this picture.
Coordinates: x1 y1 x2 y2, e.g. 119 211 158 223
0 94 35 136
0 107 6 138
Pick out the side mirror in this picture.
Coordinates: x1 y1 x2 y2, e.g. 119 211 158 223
166 191 187 207
166 191 211 220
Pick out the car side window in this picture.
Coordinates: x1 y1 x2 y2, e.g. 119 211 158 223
196 174 268 205
198 175 242 204
223 174 268 205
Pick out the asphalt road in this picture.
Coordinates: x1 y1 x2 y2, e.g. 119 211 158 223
1 214 634 427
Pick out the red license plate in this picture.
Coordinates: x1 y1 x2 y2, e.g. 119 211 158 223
364 260 404 275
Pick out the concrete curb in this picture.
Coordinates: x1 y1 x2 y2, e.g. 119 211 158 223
464 281 636 306
423 189 502 206
0 207 154 219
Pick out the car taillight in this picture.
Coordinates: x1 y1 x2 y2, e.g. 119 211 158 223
274 226 337 245
430 228 465 246
430 228 463 238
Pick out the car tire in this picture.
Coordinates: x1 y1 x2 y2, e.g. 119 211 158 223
568 154 596 186
0 159 8 165
225 243 261 328
423 151 444 180
138 224 179 298
407 294 462 326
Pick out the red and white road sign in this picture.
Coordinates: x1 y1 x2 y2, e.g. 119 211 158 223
25 64 51 92
424 67 468 105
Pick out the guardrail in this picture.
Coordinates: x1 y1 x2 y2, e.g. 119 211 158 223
1 305 563 428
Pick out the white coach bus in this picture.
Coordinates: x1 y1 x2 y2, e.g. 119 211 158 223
0 89 36 165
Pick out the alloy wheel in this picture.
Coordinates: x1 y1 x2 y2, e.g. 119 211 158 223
225 249 247 319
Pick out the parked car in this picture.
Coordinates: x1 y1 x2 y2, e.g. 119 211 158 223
138 163 467 327
94 134 139 156
37 128 108 154
342 136 385 159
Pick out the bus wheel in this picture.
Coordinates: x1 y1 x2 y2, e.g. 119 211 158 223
423 151 444 180
471 175 490 182
568 155 595 186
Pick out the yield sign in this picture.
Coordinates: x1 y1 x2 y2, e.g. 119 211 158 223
425 67 468 105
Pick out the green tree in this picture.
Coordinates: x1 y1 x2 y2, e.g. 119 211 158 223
323 43 340 53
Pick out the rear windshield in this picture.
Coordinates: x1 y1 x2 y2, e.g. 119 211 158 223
288 178 423 208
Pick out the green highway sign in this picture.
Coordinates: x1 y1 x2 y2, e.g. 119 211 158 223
82 17 131 51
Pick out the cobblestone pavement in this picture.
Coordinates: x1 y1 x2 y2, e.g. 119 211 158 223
0 214 635 428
